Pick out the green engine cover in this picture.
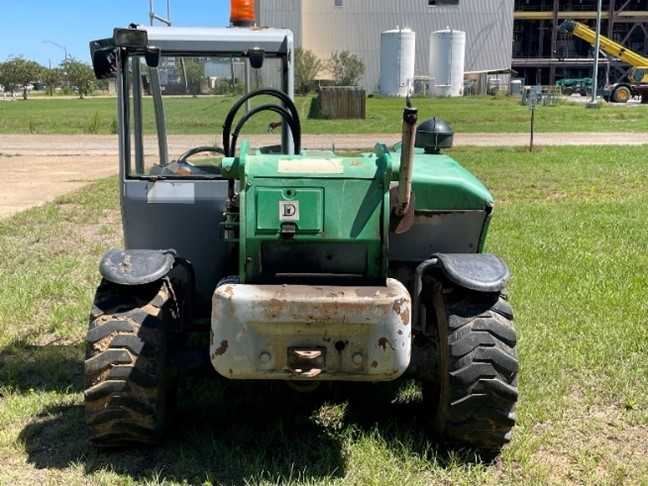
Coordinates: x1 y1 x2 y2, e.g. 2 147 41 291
221 145 391 284
221 143 494 284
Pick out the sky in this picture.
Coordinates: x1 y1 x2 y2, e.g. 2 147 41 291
0 0 232 66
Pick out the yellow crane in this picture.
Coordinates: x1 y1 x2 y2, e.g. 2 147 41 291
560 19 648 103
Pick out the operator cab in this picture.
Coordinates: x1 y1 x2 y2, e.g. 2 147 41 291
90 25 295 312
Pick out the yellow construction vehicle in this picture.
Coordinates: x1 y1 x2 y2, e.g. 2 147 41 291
560 19 648 103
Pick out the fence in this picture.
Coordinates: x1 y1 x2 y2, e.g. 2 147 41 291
312 87 366 119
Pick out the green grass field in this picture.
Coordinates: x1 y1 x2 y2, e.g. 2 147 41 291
2 95 648 135
0 146 647 485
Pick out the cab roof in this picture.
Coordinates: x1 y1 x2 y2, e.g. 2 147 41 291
137 25 293 55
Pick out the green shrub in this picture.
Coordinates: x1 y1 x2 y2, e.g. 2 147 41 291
85 111 101 134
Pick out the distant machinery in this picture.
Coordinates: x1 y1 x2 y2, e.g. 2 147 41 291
513 0 648 85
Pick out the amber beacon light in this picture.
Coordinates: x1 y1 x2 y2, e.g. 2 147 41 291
230 0 256 27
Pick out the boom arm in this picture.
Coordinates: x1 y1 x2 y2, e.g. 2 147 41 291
560 20 648 68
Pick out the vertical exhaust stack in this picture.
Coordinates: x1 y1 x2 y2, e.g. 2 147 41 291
390 99 418 235
230 0 256 27
397 100 418 217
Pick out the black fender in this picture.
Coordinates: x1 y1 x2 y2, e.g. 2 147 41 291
411 253 510 332
99 249 177 286
434 253 510 293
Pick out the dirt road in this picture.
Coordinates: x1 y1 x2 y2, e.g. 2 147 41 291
3 132 648 156
2 132 647 219
0 154 116 219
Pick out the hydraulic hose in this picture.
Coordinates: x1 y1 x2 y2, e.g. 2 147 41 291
230 104 300 158
223 88 301 156
411 258 440 332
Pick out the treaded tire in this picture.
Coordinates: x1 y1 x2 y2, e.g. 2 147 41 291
423 291 518 451
84 278 179 447
612 85 632 103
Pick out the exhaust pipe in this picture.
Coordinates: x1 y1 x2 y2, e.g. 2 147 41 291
396 100 418 217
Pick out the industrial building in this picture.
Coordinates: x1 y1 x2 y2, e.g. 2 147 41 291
513 0 648 85
257 0 515 93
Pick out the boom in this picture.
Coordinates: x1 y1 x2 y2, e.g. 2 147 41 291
560 20 648 68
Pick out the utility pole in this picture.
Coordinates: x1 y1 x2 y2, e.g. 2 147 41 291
42 40 68 62
587 0 603 108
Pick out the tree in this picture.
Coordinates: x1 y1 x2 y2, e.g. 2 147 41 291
95 78 110 92
295 48 323 94
183 59 205 96
327 51 365 86
42 67 64 96
62 58 95 99
0 62 6 95
0 57 42 99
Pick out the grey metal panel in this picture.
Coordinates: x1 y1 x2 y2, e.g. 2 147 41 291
389 211 487 262
258 0 514 91
122 179 231 309
141 26 294 54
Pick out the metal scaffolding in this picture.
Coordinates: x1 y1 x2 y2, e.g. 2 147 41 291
513 0 648 85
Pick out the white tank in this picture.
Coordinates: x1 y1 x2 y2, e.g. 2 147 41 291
379 28 416 97
429 28 466 97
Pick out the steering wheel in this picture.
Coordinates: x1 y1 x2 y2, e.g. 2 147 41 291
164 146 225 176
177 146 225 164
150 146 225 177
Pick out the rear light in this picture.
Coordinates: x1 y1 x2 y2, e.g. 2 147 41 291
230 0 256 27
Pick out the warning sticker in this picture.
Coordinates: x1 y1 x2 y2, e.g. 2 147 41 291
278 159 344 174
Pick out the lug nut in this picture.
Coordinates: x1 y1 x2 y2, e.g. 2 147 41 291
352 353 363 366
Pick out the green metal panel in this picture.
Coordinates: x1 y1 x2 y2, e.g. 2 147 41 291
376 146 494 211
222 145 391 284
221 143 495 283
256 188 324 234
408 154 494 211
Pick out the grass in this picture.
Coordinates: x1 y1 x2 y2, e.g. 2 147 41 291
0 145 647 485
2 95 648 135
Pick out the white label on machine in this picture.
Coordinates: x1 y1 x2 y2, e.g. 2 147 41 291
279 200 300 222
147 182 196 204
278 159 344 174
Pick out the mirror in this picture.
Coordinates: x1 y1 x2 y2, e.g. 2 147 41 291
90 41 118 80
145 48 161 68
247 48 265 69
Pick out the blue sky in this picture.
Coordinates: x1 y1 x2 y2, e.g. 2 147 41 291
0 0 231 66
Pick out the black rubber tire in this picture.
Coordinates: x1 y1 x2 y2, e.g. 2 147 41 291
84 278 179 447
423 291 518 451
612 85 632 103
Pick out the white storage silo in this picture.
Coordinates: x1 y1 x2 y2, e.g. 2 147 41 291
379 28 416 97
429 29 466 97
